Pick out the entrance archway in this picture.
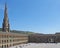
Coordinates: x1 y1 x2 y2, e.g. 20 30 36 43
48 38 54 43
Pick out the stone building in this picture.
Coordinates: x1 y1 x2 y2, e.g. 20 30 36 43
0 3 28 48
28 33 60 43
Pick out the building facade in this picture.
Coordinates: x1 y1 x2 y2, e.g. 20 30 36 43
28 33 60 43
0 32 28 48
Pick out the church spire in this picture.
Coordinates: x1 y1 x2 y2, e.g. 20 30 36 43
4 3 8 21
2 3 10 32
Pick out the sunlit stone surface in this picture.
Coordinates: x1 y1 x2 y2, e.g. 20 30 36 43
9 43 60 48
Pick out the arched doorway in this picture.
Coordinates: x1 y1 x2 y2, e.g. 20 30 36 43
48 38 54 43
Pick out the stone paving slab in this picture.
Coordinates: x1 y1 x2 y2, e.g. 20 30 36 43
9 43 60 48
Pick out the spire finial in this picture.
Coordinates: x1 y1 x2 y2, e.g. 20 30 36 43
5 1 7 9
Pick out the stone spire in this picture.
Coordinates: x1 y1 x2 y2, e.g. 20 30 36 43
2 3 10 32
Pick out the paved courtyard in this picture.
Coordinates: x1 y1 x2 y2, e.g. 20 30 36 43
9 43 60 48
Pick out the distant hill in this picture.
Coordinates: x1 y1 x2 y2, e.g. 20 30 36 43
10 30 35 35
0 28 35 34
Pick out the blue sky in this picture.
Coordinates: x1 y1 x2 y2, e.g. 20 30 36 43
0 0 60 34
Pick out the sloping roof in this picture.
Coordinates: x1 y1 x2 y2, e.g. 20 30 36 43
0 31 28 36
